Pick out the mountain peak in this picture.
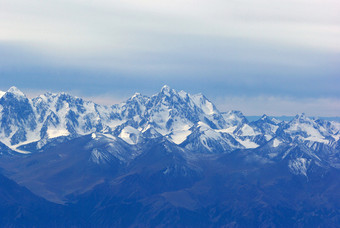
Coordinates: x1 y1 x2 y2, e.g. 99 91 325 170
8 86 25 95
178 90 188 99
132 92 141 98
160 85 173 96
129 92 143 100
161 85 171 91
227 110 245 117
127 92 148 103
295 113 308 120
260 114 269 120
6 86 26 98
43 92 54 97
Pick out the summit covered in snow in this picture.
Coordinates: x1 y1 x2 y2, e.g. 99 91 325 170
0 86 340 227
0 85 339 175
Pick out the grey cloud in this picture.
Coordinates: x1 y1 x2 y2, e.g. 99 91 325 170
0 0 339 115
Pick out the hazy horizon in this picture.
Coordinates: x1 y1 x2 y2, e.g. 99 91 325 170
1 0 339 116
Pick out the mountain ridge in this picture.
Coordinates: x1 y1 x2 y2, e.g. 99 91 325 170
0 85 339 178
0 86 340 226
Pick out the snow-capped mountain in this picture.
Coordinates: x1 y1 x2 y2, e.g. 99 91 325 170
0 85 228 151
0 85 339 176
282 113 338 144
1 86 340 227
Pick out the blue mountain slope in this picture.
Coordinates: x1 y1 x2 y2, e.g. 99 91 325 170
0 173 81 227
0 134 135 203
62 148 340 227
0 86 339 227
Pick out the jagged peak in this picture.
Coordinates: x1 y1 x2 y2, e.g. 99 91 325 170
58 91 73 97
271 117 282 124
290 113 315 126
189 93 203 100
256 114 281 125
161 85 171 92
56 92 85 103
190 92 207 101
125 93 149 106
130 92 148 100
132 92 142 98
294 113 309 121
189 93 219 115
6 86 26 97
32 92 57 104
178 90 188 99
37 92 55 100
261 114 269 120
160 85 177 96
226 110 245 117
39 91 73 100
42 91 54 97
222 110 248 127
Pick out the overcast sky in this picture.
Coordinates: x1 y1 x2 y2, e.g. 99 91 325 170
0 0 339 116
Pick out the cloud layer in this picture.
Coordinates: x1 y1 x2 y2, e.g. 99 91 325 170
0 0 339 115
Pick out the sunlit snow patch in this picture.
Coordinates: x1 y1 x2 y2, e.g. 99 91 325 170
119 126 141 145
236 138 259 149
272 138 282 148
289 158 310 176
47 128 70 139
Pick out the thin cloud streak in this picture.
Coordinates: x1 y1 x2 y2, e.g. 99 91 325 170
0 0 339 115
216 96 340 117
1 0 339 53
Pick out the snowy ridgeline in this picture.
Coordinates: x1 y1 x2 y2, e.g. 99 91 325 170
0 85 339 171
0 85 339 153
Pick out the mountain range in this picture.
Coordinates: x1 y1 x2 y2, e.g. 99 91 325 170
0 85 339 227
